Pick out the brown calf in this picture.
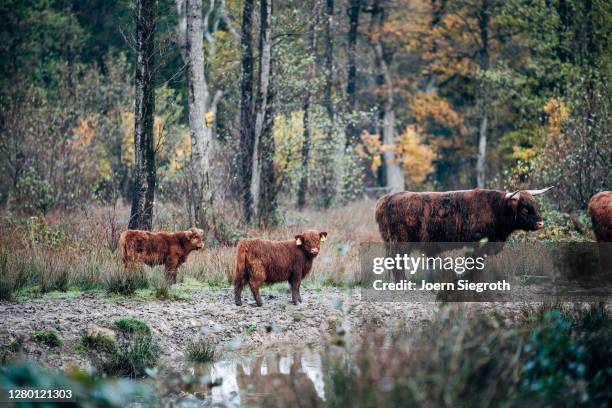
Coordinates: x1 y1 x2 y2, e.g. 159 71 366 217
119 228 204 283
234 230 328 306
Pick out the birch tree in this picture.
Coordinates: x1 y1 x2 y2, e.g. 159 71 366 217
475 0 490 188
129 0 156 230
368 0 404 193
176 0 224 228
249 0 273 221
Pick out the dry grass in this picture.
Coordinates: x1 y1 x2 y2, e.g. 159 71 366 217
0 199 380 299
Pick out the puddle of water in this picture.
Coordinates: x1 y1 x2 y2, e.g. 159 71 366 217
184 348 325 407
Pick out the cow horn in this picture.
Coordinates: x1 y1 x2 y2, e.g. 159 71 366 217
524 186 554 196
505 190 520 200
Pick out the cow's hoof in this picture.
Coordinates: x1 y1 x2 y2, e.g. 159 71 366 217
235 301 242 306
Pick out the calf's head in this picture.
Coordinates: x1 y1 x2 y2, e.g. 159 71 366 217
295 230 328 256
186 227 205 250
505 187 553 231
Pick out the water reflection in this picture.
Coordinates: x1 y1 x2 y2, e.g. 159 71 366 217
189 348 324 407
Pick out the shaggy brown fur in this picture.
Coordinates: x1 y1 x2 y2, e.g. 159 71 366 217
588 192 612 274
234 230 328 306
119 228 204 283
588 192 612 242
375 189 547 243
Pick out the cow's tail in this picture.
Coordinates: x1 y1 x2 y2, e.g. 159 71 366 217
118 231 129 266
234 241 248 284
374 195 391 242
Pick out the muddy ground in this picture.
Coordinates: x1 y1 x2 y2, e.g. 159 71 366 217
0 288 525 371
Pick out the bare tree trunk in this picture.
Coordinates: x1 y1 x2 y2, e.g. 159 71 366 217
321 0 336 206
297 2 318 209
476 114 487 188
239 0 255 223
371 4 404 193
176 0 224 228
475 0 489 188
345 0 361 148
258 81 276 224
185 0 209 227
250 0 273 221
129 0 156 230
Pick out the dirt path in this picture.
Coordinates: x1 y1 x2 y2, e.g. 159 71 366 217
0 289 523 371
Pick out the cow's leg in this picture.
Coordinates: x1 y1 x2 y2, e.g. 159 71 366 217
248 261 266 306
234 279 246 306
234 245 248 306
164 256 180 285
249 280 263 307
290 276 302 305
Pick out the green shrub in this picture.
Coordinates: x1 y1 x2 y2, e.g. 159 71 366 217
115 317 150 335
81 332 118 354
0 340 22 365
100 335 160 378
32 330 62 348
14 167 55 215
82 321 160 378
185 337 217 363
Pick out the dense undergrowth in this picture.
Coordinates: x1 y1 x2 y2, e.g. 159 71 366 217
325 303 612 407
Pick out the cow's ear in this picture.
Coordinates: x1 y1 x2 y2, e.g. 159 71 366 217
319 231 328 242
295 235 303 246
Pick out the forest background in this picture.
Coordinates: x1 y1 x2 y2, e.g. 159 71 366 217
0 0 610 240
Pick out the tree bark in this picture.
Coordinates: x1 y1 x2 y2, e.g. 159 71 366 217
239 0 255 222
475 0 490 188
371 2 404 192
258 79 276 224
297 2 318 209
176 0 223 228
250 0 273 221
185 0 211 228
321 0 336 206
129 0 156 230
345 0 361 148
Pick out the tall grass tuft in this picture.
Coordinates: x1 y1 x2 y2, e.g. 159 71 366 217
81 318 160 378
185 337 218 363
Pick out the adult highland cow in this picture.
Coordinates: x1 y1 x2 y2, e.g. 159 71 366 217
588 191 612 274
375 188 554 243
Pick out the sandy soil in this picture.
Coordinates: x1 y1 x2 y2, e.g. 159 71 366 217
0 288 523 371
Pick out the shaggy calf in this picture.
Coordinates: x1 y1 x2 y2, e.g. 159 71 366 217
588 191 612 242
119 228 204 284
234 230 328 306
